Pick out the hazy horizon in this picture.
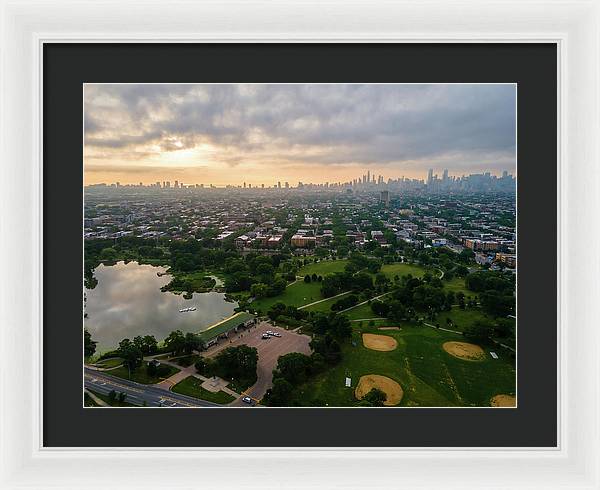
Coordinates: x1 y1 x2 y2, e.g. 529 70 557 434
84 83 516 186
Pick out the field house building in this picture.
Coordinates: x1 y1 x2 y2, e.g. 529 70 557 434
199 311 257 348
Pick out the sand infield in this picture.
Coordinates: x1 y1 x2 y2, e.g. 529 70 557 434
362 333 398 351
490 394 516 407
355 374 403 406
442 341 486 361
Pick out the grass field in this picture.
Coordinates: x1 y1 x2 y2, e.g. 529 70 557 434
172 376 236 404
107 363 180 385
299 259 349 277
93 357 123 369
380 263 426 280
251 280 324 313
433 307 489 332
302 292 353 313
291 323 516 407
441 276 473 297
343 302 382 321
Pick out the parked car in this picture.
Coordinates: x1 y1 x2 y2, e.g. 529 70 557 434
242 396 253 405
262 333 271 339
272 332 282 337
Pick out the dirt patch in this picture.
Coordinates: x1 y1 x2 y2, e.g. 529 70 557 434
362 333 398 352
378 326 401 331
442 341 485 361
490 394 516 407
355 374 403 406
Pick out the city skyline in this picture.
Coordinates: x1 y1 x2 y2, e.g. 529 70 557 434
84 83 517 186
86 168 515 189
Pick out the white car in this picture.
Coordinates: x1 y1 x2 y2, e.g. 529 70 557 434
242 396 253 405
261 333 271 339
272 332 282 337
266 330 274 335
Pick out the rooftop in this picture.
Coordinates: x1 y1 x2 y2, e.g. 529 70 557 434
198 311 256 342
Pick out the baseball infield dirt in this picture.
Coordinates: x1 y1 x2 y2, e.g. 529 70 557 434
354 374 403 406
442 341 486 361
362 333 398 351
490 394 516 407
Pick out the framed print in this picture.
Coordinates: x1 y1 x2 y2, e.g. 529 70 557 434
1 1 599 489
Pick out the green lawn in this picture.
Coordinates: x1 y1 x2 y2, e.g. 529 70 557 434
302 291 352 313
380 263 426 280
299 259 349 277
251 280 324 314
433 307 489 332
342 302 381 321
291 323 515 407
442 276 473 297
171 376 236 404
108 363 180 385
93 357 123 369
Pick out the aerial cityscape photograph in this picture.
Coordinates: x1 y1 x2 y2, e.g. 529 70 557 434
83 83 516 408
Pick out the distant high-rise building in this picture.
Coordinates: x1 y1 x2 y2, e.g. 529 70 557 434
243 182 246 188
380 190 390 206
174 180 179 189
285 182 289 189
443 169 449 181
277 181 281 189
502 170 508 178
427 169 433 186
367 170 370 183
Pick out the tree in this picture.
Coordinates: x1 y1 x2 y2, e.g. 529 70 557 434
117 338 143 375
141 335 158 354
108 390 117 403
84 329 97 358
457 291 466 309
274 353 312 385
211 345 258 386
370 300 389 317
118 392 127 403
464 319 494 343
183 332 202 354
303 275 312 283
264 378 293 406
194 357 208 375
362 388 387 406
164 330 186 355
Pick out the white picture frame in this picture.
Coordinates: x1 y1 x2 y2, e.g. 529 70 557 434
1 0 599 488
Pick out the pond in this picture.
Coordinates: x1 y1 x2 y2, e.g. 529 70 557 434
84 261 237 353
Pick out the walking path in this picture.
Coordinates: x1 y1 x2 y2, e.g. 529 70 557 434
337 291 391 314
153 357 243 399
298 290 351 309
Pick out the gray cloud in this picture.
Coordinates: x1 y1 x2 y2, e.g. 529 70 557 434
84 83 516 173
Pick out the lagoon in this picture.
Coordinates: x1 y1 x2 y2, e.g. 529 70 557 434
84 261 237 353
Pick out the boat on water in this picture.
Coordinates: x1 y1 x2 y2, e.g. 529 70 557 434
178 306 197 313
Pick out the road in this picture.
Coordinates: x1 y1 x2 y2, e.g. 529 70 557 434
84 368 220 408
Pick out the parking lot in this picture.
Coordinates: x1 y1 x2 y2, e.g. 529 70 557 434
205 321 312 403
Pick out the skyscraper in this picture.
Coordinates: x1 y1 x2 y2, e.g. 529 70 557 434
427 169 434 186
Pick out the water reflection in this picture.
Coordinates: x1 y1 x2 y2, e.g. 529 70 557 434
84 261 237 353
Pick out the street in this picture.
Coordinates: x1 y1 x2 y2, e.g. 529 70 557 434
84 368 219 408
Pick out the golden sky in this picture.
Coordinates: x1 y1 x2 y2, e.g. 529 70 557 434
84 84 516 186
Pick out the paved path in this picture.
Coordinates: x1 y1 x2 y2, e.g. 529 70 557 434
337 291 391 314
297 290 351 309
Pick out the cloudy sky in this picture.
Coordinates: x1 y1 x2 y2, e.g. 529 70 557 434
84 83 516 186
